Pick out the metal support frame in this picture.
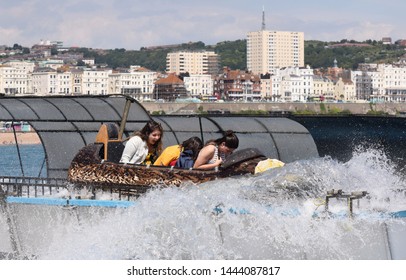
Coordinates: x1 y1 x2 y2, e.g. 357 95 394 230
325 189 368 218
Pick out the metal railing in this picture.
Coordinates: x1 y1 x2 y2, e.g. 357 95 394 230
0 176 150 201
0 176 68 198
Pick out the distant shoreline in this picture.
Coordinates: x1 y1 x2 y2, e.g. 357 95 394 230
0 132 41 145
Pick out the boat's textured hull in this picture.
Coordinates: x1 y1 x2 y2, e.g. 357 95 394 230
68 143 267 189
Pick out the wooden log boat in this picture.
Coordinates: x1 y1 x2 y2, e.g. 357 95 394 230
67 123 268 193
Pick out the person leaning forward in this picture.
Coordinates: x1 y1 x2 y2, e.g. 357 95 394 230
154 136 203 167
120 120 163 165
193 130 239 170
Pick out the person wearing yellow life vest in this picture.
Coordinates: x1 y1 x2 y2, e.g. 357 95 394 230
154 137 203 167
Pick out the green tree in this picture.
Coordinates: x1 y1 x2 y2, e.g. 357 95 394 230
66 38 406 71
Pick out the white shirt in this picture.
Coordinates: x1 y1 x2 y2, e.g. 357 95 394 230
119 135 148 164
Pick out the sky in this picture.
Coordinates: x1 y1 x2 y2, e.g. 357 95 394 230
1 0 405 50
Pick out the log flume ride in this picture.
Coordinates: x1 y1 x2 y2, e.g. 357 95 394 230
2 95 406 261
67 122 269 192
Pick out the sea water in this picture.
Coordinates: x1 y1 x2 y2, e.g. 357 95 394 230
1 145 406 259
0 144 46 177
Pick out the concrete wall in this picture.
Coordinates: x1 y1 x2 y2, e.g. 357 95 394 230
141 102 406 115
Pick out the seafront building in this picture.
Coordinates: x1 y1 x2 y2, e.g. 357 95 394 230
108 66 157 101
166 50 220 75
183 74 214 100
260 74 272 100
312 75 335 101
5 60 36 73
31 68 74 95
247 10 304 75
334 77 356 102
1 47 406 102
380 64 406 102
0 64 31 94
247 30 304 75
352 63 406 102
277 66 313 102
153 73 188 101
213 68 262 101
82 69 112 95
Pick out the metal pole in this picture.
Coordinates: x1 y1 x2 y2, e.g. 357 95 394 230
12 122 25 177
347 197 353 218
118 98 133 140
198 116 204 144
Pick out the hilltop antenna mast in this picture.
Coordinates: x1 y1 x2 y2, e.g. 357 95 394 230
261 6 266 30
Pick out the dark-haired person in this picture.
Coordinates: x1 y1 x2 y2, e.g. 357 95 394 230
174 137 203 169
120 120 163 165
154 136 203 167
193 130 239 170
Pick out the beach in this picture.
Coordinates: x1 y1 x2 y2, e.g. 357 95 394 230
0 132 41 145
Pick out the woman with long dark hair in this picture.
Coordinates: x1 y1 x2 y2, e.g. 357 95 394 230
120 120 163 164
193 130 239 170
174 137 203 169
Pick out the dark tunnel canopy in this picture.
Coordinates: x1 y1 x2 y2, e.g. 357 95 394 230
0 95 319 179
154 115 318 164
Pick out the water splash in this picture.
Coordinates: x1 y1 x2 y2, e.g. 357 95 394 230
18 149 406 259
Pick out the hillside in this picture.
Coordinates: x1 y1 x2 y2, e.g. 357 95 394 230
72 39 406 71
304 39 406 69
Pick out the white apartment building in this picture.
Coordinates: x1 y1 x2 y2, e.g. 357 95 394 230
247 30 304 75
183 74 214 99
270 75 282 101
277 66 313 102
379 64 406 102
351 64 406 102
72 69 83 95
5 60 36 73
31 69 57 95
166 51 219 75
259 74 277 101
109 66 158 101
0 65 30 95
56 71 73 95
82 69 112 95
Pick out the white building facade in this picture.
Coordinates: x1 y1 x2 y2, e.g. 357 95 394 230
277 66 313 102
183 74 214 99
0 61 35 95
0 66 30 95
351 64 406 102
56 71 73 95
31 69 57 95
82 69 112 95
109 66 158 101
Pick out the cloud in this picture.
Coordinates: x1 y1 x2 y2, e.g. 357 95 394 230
1 0 406 49
0 27 23 45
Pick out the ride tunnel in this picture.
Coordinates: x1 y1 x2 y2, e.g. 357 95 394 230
0 95 319 180
153 115 318 164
